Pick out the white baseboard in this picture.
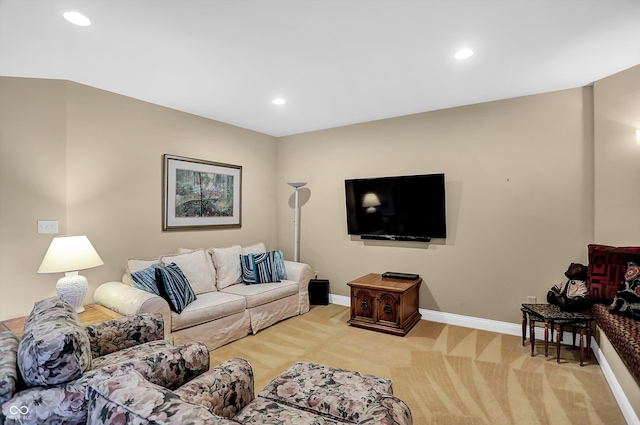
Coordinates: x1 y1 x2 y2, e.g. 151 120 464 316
328 294 638 425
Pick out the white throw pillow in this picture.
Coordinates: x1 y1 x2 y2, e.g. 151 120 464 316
209 245 242 290
160 250 217 294
124 258 160 286
242 243 266 255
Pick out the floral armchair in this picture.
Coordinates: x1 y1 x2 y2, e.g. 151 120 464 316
0 296 210 425
86 358 413 425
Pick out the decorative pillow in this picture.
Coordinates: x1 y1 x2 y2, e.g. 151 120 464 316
161 250 217 294
610 261 640 320
124 257 160 286
242 243 266 255
130 265 161 295
588 244 640 303
240 250 287 284
18 297 92 387
155 263 197 314
209 245 243 290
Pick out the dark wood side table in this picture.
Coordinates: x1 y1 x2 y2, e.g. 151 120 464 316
521 303 594 366
1 303 123 338
348 273 421 336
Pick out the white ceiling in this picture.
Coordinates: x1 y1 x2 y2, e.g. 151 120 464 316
1 0 639 137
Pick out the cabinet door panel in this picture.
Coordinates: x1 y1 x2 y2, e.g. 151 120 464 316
377 292 399 325
352 288 375 321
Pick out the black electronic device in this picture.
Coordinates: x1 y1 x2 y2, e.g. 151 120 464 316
344 173 446 241
381 272 420 280
309 279 329 305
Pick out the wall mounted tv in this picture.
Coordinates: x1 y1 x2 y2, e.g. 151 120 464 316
344 173 446 242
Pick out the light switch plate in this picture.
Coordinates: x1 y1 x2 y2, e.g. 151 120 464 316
38 220 58 234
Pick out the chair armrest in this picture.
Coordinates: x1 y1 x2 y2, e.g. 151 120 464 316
84 313 164 358
284 261 314 314
86 370 238 425
174 358 255 419
0 331 20 405
94 281 173 340
358 394 413 425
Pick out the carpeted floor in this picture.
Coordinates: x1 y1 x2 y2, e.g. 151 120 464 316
208 304 626 425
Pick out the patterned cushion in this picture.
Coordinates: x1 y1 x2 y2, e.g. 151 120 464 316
86 370 237 425
587 244 640 303
592 303 640 384
155 263 197 314
258 361 393 423
131 265 161 295
240 250 287 284
18 296 92 387
0 331 19 404
610 262 640 320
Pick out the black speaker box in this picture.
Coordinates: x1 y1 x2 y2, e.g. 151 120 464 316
309 279 329 305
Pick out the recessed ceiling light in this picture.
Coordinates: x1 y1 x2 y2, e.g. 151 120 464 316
63 11 91 27
272 98 285 105
454 48 473 60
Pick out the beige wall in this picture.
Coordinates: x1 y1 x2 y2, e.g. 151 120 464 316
277 88 596 324
0 78 278 320
593 65 640 421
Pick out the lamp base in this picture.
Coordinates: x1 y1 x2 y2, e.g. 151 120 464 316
56 271 87 313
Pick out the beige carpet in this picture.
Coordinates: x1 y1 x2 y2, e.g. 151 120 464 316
209 304 626 425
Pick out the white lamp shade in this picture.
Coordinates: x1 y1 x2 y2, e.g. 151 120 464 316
38 235 104 274
362 193 381 208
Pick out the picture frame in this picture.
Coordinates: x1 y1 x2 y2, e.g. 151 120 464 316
163 154 242 230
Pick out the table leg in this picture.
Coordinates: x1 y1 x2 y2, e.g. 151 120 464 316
544 320 549 357
587 323 591 359
530 318 535 357
579 328 585 366
556 323 562 363
522 311 527 346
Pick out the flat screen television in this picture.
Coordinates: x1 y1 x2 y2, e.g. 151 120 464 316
344 173 446 241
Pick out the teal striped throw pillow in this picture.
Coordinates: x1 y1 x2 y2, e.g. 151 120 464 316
154 263 197 313
241 250 287 284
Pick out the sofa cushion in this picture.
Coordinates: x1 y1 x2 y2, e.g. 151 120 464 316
240 250 287 284
155 263 197 314
161 250 217 294
170 291 247 332
86 369 237 425
18 297 92 387
0 331 20 405
221 280 298 309
235 397 342 424
258 361 393 423
588 244 640 303
242 243 266 255
210 245 243 290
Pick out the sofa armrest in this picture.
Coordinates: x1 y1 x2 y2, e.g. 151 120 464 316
174 358 255 419
84 313 164 358
94 281 173 340
86 370 237 425
284 261 314 314
0 331 20 405
358 394 413 425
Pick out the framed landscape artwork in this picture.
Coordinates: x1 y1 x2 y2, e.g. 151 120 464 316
163 154 242 230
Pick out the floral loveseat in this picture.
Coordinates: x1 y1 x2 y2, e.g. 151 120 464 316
87 358 413 424
0 296 210 425
94 243 313 351
587 244 640 384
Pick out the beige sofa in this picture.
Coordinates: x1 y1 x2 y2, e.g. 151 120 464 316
94 243 313 350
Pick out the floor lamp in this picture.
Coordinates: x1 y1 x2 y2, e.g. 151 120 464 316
287 181 307 262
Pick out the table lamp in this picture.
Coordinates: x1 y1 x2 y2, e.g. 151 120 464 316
37 235 104 313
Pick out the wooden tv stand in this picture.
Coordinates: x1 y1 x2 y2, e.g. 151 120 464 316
347 273 422 336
